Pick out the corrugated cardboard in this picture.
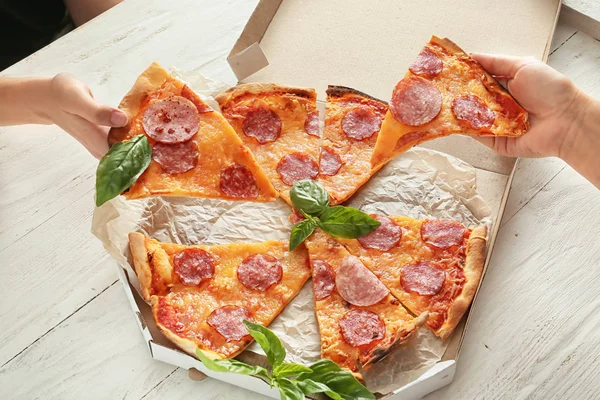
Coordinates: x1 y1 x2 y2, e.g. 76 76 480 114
121 1 561 399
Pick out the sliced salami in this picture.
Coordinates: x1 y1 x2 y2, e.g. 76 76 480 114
319 147 342 176
395 131 427 151
304 111 320 137
312 260 335 301
421 220 466 249
341 106 382 140
289 210 305 224
173 248 215 286
276 153 319 185
219 164 259 199
401 261 446 295
339 309 385 347
409 48 443 78
390 76 442 126
242 107 281 144
357 215 402 251
143 96 200 143
152 141 198 174
181 85 214 113
452 95 495 129
207 305 253 342
336 256 389 306
237 254 283 291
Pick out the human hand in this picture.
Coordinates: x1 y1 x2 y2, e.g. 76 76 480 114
44 73 128 159
471 53 588 159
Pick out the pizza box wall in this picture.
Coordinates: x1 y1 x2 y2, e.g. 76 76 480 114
116 1 561 399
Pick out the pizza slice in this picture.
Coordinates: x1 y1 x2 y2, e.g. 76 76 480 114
128 232 310 359
107 63 277 201
305 229 428 379
334 215 487 340
216 83 320 205
317 86 388 205
371 35 529 168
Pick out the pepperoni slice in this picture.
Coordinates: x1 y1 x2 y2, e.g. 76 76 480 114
312 260 335 301
395 131 427 151
181 85 214 113
237 254 283 291
341 106 382 140
219 164 259 199
242 107 281 144
339 310 385 347
409 48 443 78
336 256 389 306
401 261 446 295
152 141 198 174
495 92 523 121
207 305 253 342
143 96 200 143
173 248 215 286
304 111 320 137
390 76 442 126
319 147 342 176
276 153 319 185
357 215 402 251
289 210 305 224
421 220 466 249
452 95 496 129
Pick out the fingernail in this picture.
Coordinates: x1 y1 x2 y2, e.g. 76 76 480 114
111 109 128 127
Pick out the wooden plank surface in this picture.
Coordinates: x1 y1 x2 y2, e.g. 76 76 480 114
0 2 599 400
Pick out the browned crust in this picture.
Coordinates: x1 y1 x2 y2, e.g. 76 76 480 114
361 311 428 369
215 82 317 108
108 62 172 146
326 85 387 105
430 35 468 55
128 232 154 302
437 225 488 340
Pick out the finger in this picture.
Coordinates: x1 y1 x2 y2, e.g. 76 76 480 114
56 113 110 159
472 135 513 157
471 53 537 79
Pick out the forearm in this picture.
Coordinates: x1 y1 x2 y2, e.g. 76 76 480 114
0 77 53 126
561 94 600 188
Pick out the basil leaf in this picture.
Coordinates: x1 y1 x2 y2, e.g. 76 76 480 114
317 206 381 239
297 359 374 400
296 378 343 400
195 349 270 381
273 362 312 379
289 218 317 251
274 377 305 400
95 134 151 206
290 179 329 217
243 320 286 368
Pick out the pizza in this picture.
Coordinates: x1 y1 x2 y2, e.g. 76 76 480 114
305 229 428 378
215 83 320 204
128 232 310 359
334 216 487 340
107 63 277 201
316 86 388 205
370 35 529 168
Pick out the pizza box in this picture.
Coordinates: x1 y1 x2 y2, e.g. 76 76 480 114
115 0 561 399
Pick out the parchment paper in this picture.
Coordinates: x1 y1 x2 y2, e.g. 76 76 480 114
91 71 492 396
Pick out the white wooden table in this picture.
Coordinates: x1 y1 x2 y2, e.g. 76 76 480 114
1 1 599 399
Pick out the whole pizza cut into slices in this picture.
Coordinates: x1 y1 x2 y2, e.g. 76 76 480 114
107 63 277 202
334 215 487 340
128 232 310 359
305 229 428 379
371 35 529 168
216 83 321 205
316 86 388 205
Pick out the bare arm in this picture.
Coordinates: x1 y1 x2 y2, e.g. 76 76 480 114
0 75 127 159
64 0 123 26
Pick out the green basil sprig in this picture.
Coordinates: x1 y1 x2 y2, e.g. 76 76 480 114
95 134 151 207
196 320 374 400
289 180 380 250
